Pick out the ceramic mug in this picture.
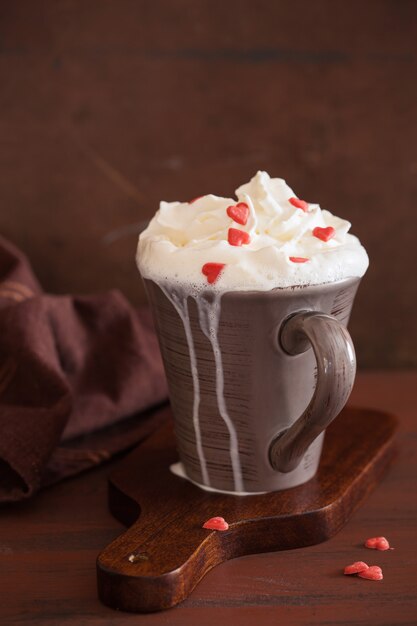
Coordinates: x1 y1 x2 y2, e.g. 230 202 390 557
144 276 360 494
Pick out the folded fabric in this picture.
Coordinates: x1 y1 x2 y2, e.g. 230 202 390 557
0 236 168 502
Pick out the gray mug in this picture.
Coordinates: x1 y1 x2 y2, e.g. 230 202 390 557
144 276 360 494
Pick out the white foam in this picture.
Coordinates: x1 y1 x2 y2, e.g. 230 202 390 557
137 171 369 292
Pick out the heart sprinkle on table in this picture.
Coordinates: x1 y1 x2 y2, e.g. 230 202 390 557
289 197 309 212
226 202 250 225
365 536 392 550
358 566 384 581
201 263 225 284
344 561 369 575
202 517 229 531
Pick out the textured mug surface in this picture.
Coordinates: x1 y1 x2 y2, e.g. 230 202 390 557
145 277 360 493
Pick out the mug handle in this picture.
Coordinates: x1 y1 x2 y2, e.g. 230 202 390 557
269 311 356 473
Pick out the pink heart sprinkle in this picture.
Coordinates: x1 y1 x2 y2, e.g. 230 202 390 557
201 263 225 284
358 566 383 581
226 202 250 226
289 256 309 263
313 226 336 242
344 561 369 575
202 516 229 531
228 228 251 246
289 197 309 212
365 536 391 550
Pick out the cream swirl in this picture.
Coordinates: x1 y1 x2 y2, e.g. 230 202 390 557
137 171 368 291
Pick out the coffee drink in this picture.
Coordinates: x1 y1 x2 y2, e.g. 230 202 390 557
136 172 368 493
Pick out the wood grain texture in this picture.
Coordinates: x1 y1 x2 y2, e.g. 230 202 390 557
0 372 416 624
0 1 416 367
96 406 397 612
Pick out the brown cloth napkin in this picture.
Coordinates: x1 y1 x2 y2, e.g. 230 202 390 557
0 236 168 503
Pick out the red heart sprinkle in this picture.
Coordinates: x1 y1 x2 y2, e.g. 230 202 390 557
201 263 225 284
344 561 369 575
358 565 383 581
203 516 229 531
227 202 250 226
289 197 309 212
228 228 251 246
189 196 204 204
289 256 309 263
365 536 391 550
313 226 336 242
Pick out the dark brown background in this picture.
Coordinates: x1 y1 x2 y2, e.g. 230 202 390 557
1 0 416 368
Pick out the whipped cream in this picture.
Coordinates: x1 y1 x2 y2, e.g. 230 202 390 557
137 171 368 291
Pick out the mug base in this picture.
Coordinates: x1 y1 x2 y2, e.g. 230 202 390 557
170 462 269 496
175 431 324 494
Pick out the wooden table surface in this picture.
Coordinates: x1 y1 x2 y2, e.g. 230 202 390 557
1 371 416 625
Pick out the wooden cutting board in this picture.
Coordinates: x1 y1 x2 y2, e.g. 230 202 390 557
96 406 397 613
